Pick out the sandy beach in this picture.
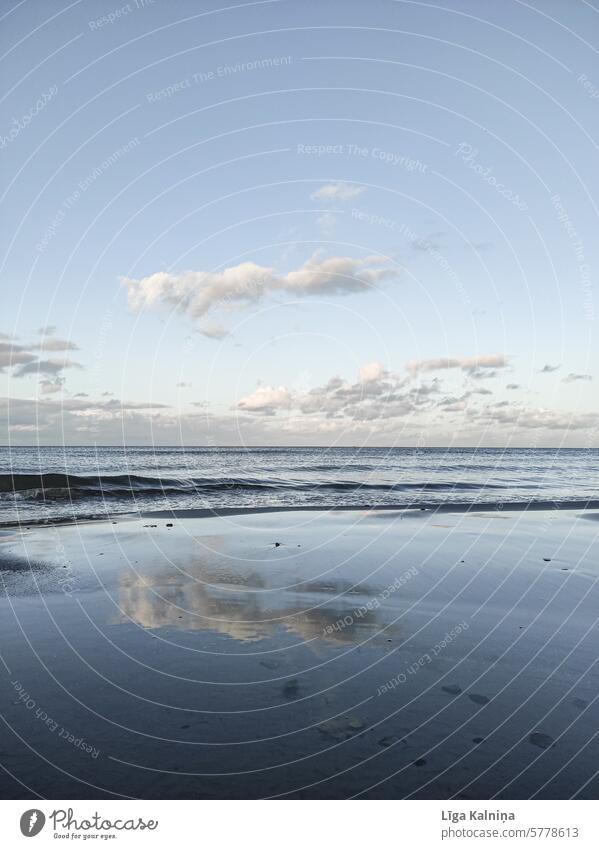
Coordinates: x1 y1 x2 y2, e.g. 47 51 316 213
1 505 598 799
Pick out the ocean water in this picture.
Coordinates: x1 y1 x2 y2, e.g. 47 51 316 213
1 446 598 526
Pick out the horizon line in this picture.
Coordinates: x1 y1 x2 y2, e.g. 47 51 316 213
1 445 595 451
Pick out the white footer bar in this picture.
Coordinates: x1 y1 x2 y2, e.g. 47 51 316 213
1 800 596 848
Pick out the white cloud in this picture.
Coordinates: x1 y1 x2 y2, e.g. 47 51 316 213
123 253 396 321
406 354 507 375
236 385 293 415
311 182 366 202
359 361 386 383
237 363 420 422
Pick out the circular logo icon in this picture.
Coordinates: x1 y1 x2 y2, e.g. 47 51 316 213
19 810 46 837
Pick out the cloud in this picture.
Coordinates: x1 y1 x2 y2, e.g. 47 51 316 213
236 363 434 422
199 324 229 340
237 385 293 415
39 377 65 394
1 337 81 393
99 399 170 411
12 357 82 378
406 354 507 375
0 342 36 371
311 182 366 201
33 337 79 352
0 393 286 447
562 372 592 383
3 380 597 447
539 363 560 373
0 394 176 445
359 361 386 383
476 404 598 431
123 253 397 322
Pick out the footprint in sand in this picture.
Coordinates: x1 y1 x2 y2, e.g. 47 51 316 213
442 684 462 696
468 694 490 705
318 716 365 742
529 732 555 749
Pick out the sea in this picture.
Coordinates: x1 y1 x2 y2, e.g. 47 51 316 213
1 446 598 526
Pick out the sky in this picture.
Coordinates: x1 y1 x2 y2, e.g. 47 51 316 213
1 0 597 447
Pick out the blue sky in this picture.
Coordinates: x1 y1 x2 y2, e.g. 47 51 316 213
1 0 597 445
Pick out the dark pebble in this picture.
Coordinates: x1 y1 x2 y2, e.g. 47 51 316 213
529 732 554 749
468 693 490 705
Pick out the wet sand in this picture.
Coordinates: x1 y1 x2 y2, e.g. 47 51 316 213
0 506 598 799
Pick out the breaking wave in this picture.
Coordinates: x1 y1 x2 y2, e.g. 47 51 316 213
0 472 508 501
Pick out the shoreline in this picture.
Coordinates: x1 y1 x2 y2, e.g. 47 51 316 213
2 497 599 531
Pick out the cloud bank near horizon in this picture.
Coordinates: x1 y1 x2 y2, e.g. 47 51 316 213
2 327 596 446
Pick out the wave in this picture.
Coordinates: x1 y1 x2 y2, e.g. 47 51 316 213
0 471 512 501
2 499 599 531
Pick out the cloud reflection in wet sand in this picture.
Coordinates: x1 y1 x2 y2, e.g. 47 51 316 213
115 553 400 645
